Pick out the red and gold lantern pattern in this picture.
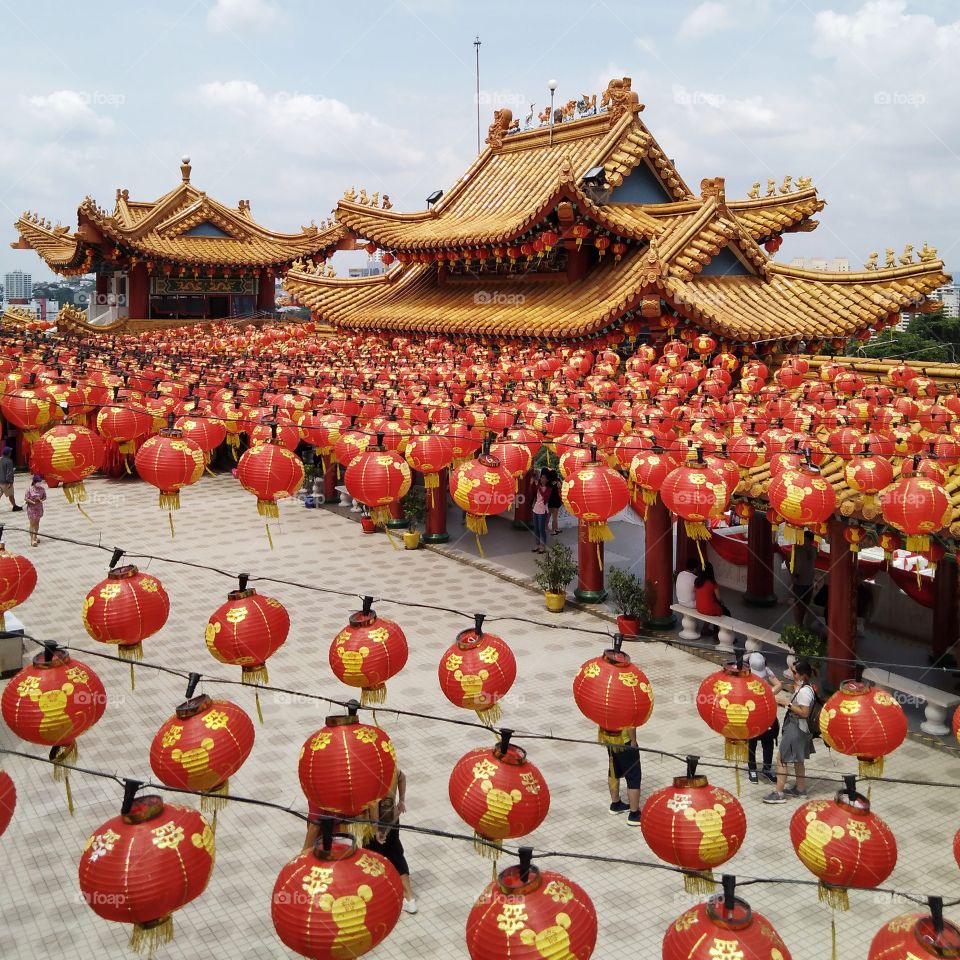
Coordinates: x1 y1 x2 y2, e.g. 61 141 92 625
845 456 894 512
696 663 777 763
2 647 106 811
344 447 411 526
438 619 517 726
237 442 304 518
767 465 837 545
272 835 402 960
449 737 550 857
663 890 792 960
134 429 205 512
79 793 215 956
661 461 729 545
298 708 397 831
82 565 169 662
329 600 408 705
466 858 597 960
205 586 289 686
820 681 907 777
29 425 105 503
572 638 654 743
790 784 897 910
404 431 454 494
629 451 675 514
174 414 226 459
0 769 14 836
868 905 960 960
0 388 58 443
150 693 255 814
449 452 514 537
561 462 629 542
641 768 747 893
0 543 36 630
97 402 152 455
879 476 951 553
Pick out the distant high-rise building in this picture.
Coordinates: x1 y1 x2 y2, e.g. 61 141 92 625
789 257 850 273
935 283 959 318
4 270 31 303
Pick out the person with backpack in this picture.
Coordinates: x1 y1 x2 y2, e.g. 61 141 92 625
762 658 818 803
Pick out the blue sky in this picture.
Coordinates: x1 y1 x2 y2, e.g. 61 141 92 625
2 0 958 282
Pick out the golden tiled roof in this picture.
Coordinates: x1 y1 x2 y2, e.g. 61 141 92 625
660 259 950 342
13 162 347 271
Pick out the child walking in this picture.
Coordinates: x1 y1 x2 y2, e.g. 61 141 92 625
25 474 46 546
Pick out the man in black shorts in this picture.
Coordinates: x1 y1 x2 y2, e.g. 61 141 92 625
607 726 641 825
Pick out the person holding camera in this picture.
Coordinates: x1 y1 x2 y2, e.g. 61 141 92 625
762 659 816 803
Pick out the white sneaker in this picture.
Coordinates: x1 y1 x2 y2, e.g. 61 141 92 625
403 899 418 915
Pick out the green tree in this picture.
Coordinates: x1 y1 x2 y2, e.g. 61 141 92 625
846 309 957 364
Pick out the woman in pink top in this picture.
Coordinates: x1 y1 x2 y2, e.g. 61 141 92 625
531 469 550 553
24 474 46 547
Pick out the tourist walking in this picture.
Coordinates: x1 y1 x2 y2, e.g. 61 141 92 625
746 651 781 784
24 474 46 547
0 447 22 511
607 726 642 826
531 469 550 553
763 658 816 803
791 531 819 626
675 556 700 607
547 468 563 534
364 769 418 914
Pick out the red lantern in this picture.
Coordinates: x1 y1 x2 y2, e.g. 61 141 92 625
150 691 255 814
29 424 105 503
663 881 792 960
0 388 59 443
0 768 14 836
661 458 729 545
134 428 205 515
272 832 402 960
344 446 411 526
79 789 215 956
237 442 304 519
572 636 654 742
466 852 597 960
205 580 289 689
82 563 169 667
629 450 676 514
449 452 514 539
449 731 550 858
2 646 106 811
641 759 747 892
489 435 533 487
561 460 629 542
878 530 902 561
820 680 907 777
868 900 960 960
404 430 454 498
0 542 37 630
329 597 408 705
845 455 894 512
767 465 836 546
696 662 777 764
594 235 610 257
438 615 517 725
174 414 226 461
298 704 397 834
879 476 950 553
97 401 153 455
790 779 897 910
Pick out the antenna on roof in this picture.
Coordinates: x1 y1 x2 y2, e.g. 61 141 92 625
474 36 482 155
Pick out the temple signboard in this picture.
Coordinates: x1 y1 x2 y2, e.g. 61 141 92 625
151 277 257 295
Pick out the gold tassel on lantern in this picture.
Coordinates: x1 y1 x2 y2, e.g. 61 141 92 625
724 739 748 763
242 665 269 685
257 499 279 519
906 533 930 553
858 756 884 778
818 881 850 912
588 521 613 543
369 505 391 526
51 742 78 815
199 781 230 816
423 472 440 489
466 514 488 536
475 701 501 727
473 831 501 860
158 492 181 511
682 869 716 894
129 916 174 957
119 441 136 455
62 481 88 504
345 820 374 845
360 684 386 706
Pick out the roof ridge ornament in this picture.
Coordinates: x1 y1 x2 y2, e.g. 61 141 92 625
700 177 726 209
558 153 575 184
600 77 642 120
485 108 514 149
180 155 191 183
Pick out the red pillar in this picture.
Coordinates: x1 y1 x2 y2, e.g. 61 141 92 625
932 555 959 661
322 458 340 504
574 521 605 603
128 263 149 319
644 497 675 627
826 519 857 690
423 469 449 543
386 498 406 529
512 470 534 529
744 511 777 607
257 269 275 312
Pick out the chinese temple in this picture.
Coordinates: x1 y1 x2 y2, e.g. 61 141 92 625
285 76 948 348
12 157 347 330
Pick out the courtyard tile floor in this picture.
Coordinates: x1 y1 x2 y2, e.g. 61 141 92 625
1 474 958 958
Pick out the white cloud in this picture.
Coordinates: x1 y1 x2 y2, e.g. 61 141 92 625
678 2 731 40
197 80 267 108
23 90 115 135
207 0 278 33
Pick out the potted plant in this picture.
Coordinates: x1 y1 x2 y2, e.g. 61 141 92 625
607 566 651 636
780 624 826 685
359 506 376 534
533 542 578 612
401 485 427 550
